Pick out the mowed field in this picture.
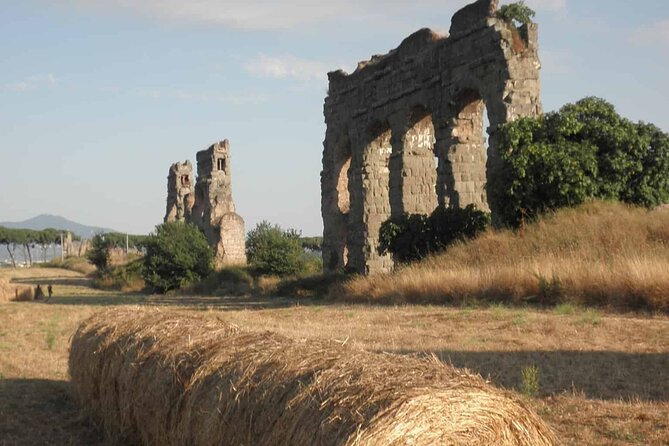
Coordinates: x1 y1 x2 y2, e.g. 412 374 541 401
0 267 667 446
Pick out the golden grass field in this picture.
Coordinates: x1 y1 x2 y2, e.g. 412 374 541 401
0 266 667 445
342 202 669 312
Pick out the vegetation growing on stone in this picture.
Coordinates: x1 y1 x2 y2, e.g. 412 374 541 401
497 1 536 25
491 97 669 227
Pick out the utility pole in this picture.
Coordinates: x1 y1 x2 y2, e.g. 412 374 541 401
126 233 129 255
60 232 64 261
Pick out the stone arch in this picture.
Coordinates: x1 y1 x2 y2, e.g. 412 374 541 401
436 88 490 210
390 105 438 217
322 0 542 274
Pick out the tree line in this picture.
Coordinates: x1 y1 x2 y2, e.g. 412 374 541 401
0 226 81 267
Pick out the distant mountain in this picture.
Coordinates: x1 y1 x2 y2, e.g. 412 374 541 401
0 214 117 238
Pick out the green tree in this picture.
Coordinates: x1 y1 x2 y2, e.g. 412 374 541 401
491 97 669 226
142 222 213 293
87 234 112 270
0 227 18 267
246 221 306 276
497 1 536 25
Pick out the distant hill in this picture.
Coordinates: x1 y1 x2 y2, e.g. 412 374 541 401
0 214 117 238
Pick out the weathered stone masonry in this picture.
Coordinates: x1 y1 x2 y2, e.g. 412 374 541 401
321 0 541 275
165 161 194 223
165 140 246 268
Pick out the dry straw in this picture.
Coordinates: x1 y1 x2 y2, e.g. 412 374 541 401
0 278 33 302
69 308 557 446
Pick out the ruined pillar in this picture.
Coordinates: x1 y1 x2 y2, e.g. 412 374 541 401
165 161 194 223
321 126 352 272
190 140 247 267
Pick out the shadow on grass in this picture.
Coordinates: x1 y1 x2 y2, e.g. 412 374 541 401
42 293 313 310
12 276 93 288
385 349 669 402
0 378 102 446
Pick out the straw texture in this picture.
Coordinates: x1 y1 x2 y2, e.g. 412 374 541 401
69 308 557 446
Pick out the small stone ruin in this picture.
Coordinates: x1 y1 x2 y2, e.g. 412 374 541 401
165 161 194 223
165 140 246 267
321 0 542 275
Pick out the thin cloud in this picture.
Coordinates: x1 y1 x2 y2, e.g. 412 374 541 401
244 54 329 84
58 0 356 30
3 74 57 93
633 19 669 49
137 88 269 105
49 0 566 31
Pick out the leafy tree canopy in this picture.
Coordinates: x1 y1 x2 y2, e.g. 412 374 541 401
490 97 669 226
142 222 213 293
497 1 536 25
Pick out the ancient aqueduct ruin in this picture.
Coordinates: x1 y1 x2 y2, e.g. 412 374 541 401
321 0 542 275
165 140 246 267
162 0 541 276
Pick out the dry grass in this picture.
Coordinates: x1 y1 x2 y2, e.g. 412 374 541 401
41 256 97 275
70 308 556 446
341 201 669 312
0 277 34 302
1 267 667 445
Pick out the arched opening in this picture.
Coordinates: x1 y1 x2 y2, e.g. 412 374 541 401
334 143 352 269
403 106 438 215
445 89 490 210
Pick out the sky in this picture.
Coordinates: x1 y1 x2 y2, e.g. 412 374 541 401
1 0 667 236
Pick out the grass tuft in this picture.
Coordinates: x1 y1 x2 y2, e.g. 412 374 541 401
521 365 540 397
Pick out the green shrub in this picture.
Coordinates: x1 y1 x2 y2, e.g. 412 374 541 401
497 1 536 25
93 259 145 292
87 234 112 271
142 222 213 294
246 221 310 276
491 97 669 227
378 205 490 263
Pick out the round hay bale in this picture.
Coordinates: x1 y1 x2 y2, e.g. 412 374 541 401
69 308 558 446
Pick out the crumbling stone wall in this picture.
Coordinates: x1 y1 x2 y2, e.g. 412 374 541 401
164 161 194 223
322 0 541 275
189 140 247 267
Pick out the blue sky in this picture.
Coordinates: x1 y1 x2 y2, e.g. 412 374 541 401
1 0 667 236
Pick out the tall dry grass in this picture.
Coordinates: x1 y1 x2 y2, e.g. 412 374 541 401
340 201 669 312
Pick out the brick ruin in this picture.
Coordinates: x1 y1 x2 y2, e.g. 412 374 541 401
165 140 246 267
164 161 194 223
321 0 542 275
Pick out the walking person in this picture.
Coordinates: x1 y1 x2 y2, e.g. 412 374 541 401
35 284 44 300
46 284 53 302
